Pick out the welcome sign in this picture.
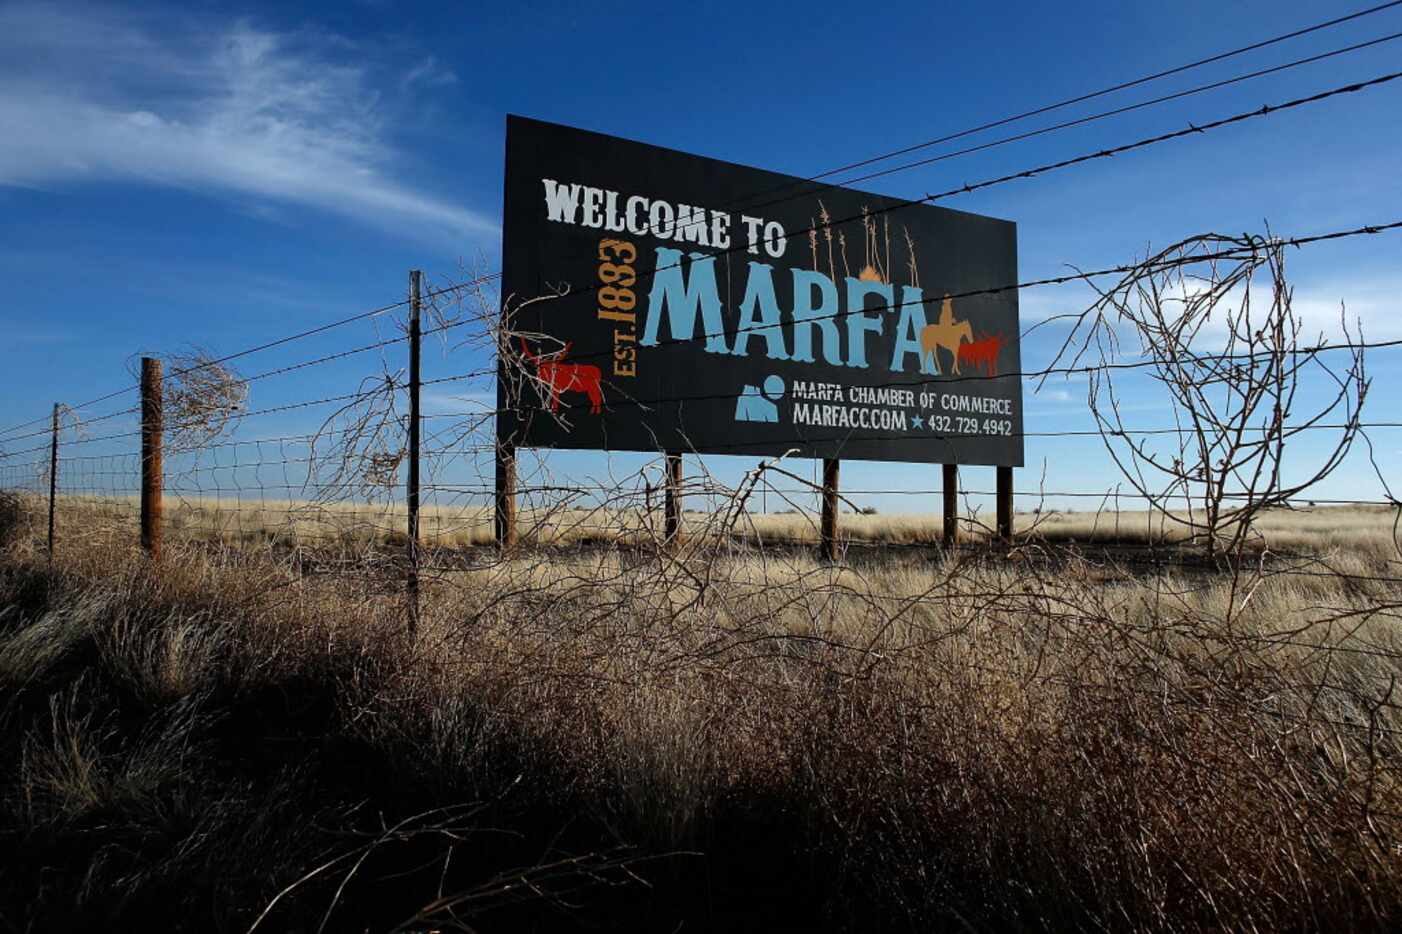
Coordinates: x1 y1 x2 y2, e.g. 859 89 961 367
498 115 1023 466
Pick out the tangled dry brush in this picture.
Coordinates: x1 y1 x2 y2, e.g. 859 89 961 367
1 490 1401 931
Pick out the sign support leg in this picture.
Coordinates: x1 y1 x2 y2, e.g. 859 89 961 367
495 441 517 550
942 463 958 551
997 465 1013 544
821 458 840 562
664 451 683 550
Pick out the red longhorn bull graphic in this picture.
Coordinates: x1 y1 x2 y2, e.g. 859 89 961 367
520 338 604 415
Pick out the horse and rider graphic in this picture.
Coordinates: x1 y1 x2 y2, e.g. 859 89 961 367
920 296 1005 377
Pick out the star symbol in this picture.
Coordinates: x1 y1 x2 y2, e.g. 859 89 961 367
910 414 925 430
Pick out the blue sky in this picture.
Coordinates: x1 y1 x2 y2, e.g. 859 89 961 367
1 0 1399 517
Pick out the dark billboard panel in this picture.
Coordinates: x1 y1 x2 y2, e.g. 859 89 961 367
499 115 1023 466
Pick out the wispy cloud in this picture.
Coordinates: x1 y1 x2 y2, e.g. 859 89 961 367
1031 388 1074 402
423 391 495 414
1293 277 1402 342
0 2 494 245
1019 253 1401 355
403 56 458 90
1017 281 1101 324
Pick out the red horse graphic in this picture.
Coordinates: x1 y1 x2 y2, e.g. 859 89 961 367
957 333 1005 377
520 338 604 414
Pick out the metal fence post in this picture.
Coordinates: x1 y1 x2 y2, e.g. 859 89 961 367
406 270 422 631
140 358 163 560
47 403 59 563
821 458 840 562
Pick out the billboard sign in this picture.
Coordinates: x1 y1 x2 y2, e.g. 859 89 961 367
499 115 1023 466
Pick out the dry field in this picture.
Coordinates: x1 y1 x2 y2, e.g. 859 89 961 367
47 490 1402 552
2 491 1401 931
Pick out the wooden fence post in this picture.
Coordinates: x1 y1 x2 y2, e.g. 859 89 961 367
406 269 422 630
664 451 683 549
47 403 59 563
140 357 163 560
997 465 1014 544
942 463 958 550
821 458 840 562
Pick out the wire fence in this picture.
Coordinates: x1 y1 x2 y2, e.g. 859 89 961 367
0 58 1395 649
5 28 1402 923
1 211 1399 554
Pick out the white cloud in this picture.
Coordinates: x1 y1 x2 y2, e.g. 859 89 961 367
1014 280 1102 325
1033 388 1073 402
1293 278 1402 343
1159 273 1400 345
0 3 494 245
403 56 458 90
1020 251 1401 360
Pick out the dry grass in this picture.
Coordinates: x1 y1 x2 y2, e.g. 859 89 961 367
46 491 1402 557
2 492 1401 930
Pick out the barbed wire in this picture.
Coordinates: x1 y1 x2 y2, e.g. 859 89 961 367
5 35 1402 897
754 0 1402 193
0 273 502 443
6 212 1396 458
491 68 1402 349
9 208 1395 458
8 63 1401 450
744 29 1402 200
2 74 1399 612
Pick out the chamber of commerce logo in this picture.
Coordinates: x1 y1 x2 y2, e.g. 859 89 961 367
734 374 785 423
